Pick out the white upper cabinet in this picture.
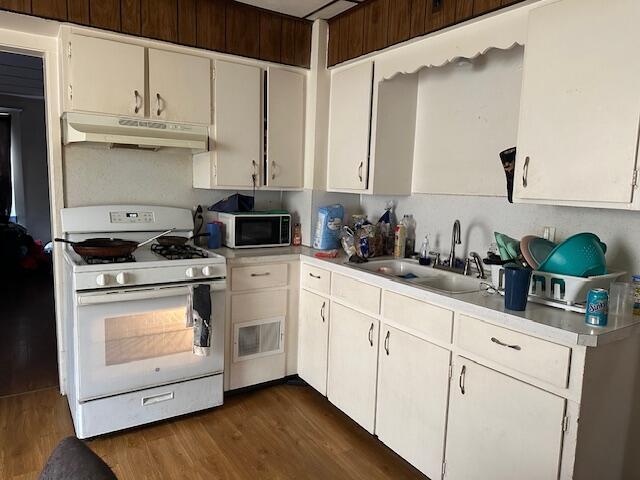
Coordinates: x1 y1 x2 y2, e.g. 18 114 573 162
376 325 450 479
196 60 262 189
68 35 145 117
445 357 565 480
67 34 211 125
515 0 640 207
327 61 373 192
148 49 211 125
266 67 305 189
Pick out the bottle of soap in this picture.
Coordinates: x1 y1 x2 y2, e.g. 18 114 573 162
419 235 431 265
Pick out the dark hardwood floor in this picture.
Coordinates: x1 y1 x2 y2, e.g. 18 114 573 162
0 271 59 397
0 384 427 479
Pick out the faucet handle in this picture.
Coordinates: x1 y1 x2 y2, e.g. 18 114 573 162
429 251 441 266
468 251 486 279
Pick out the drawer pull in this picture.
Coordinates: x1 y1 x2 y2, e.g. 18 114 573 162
141 391 174 406
250 272 271 277
522 156 530 188
309 273 322 279
491 336 522 351
384 330 390 355
368 322 374 347
459 365 466 395
320 301 326 322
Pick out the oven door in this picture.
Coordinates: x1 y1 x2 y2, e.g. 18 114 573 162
234 215 289 247
74 282 224 401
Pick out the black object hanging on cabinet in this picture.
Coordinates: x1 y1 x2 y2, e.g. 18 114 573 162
500 147 517 203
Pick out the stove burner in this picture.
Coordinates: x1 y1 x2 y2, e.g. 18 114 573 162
83 254 136 265
151 243 207 260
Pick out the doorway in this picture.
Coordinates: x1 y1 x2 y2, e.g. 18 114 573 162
0 51 57 397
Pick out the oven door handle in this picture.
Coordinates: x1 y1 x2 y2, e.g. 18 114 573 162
77 286 192 305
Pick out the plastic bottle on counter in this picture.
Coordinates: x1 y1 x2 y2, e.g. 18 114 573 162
419 235 431 266
394 224 406 258
292 223 302 246
402 214 416 257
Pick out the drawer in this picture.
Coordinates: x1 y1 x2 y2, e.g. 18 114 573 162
231 263 288 291
78 374 223 438
301 263 331 294
331 273 381 315
456 314 571 388
382 291 453 344
231 290 287 323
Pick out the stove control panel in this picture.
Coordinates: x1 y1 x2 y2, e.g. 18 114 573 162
110 211 155 224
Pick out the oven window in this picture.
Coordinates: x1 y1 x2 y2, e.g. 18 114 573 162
104 307 191 366
236 217 281 246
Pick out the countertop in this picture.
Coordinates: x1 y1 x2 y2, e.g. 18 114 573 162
207 246 640 347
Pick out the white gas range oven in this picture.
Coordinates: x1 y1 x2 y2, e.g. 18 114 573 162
59 205 226 438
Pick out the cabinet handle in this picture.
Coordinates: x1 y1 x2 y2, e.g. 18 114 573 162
271 160 277 180
522 156 530 188
384 330 390 355
459 365 466 395
134 89 142 114
368 322 374 347
358 161 364 182
320 301 326 322
141 391 174 406
250 272 271 277
156 93 163 116
491 336 522 351
309 273 321 279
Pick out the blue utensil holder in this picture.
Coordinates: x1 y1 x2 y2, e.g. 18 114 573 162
207 223 221 249
504 266 532 311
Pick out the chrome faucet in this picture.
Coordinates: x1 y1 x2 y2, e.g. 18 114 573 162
469 251 486 279
448 220 461 268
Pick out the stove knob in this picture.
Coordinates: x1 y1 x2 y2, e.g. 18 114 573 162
186 267 198 279
116 272 129 285
96 274 110 286
202 266 215 277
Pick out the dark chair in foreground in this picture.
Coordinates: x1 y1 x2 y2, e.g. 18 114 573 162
39 436 117 480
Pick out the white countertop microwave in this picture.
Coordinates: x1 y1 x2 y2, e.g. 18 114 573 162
216 212 291 248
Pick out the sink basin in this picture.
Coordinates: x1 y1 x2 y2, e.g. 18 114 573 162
352 258 484 294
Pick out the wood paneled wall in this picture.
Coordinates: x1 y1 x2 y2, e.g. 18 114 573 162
328 0 523 66
0 0 312 68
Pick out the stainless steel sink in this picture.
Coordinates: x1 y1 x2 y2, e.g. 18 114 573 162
351 258 483 294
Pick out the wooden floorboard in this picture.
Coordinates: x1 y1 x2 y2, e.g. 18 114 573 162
0 271 59 397
0 384 426 479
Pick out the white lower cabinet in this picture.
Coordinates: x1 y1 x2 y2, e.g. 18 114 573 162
375 325 450 479
327 302 379 433
445 357 566 480
298 289 329 395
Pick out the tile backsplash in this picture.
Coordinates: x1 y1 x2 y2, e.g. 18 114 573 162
360 194 640 276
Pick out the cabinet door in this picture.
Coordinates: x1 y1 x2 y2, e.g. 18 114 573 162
376 325 450 479
515 0 640 205
148 49 211 124
266 67 305 189
298 290 329 395
69 35 145 117
327 61 373 191
327 302 379 433
213 60 262 188
445 357 565 480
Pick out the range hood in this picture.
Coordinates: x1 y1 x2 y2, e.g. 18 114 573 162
62 112 209 151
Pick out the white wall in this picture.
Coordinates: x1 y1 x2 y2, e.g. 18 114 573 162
0 94 51 242
360 194 640 275
64 145 283 215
